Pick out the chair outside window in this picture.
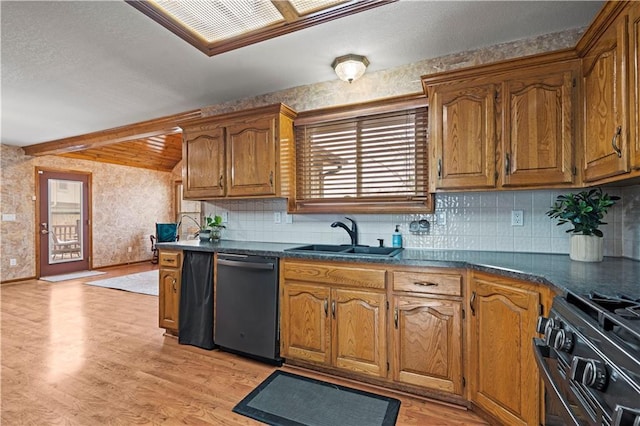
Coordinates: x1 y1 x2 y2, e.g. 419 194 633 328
150 223 179 264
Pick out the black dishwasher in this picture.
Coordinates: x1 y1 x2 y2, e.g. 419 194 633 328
214 253 281 364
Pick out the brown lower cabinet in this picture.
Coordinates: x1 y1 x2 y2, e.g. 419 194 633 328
390 269 464 395
467 271 553 426
280 261 388 378
279 259 556 425
158 250 182 334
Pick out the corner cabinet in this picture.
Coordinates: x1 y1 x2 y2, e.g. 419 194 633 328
577 1 640 183
390 269 464 396
181 103 296 200
630 5 640 170
158 250 182 334
280 260 388 378
424 52 580 192
467 271 553 426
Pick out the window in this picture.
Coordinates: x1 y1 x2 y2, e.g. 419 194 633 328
293 95 431 213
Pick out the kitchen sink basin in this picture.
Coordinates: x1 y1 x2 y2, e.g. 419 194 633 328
285 244 403 257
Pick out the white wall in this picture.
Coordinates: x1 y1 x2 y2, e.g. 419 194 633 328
204 185 639 260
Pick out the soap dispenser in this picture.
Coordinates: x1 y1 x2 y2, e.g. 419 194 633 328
392 225 403 248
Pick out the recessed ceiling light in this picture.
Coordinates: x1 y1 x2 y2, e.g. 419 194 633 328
126 0 396 56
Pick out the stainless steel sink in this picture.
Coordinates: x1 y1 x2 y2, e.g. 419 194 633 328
285 244 403 257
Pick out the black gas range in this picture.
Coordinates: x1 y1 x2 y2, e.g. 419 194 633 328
534 291 640 426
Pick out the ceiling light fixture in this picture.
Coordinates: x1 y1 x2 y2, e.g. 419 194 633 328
332 54 370 83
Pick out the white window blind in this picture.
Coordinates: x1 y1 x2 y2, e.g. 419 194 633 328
294 107 429 212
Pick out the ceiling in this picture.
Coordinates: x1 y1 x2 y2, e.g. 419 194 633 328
1 1 604 171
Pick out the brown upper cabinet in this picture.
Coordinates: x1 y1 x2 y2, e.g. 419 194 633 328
577 1 640 183
180 104 296 200
630 5 640 170
423 52 580 192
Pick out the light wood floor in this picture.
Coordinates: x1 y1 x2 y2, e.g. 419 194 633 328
1 263 489 425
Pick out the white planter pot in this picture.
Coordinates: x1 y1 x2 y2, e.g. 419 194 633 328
570 234 603 262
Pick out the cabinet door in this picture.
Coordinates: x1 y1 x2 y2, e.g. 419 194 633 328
429 83 497 190
182 127 225 198
502 63 577 186
332 289 387 378
582 14 629 182
226 115 276 197
630 6 640 169
281 283 331 365
469 275 540 426
159 268 181 331
391 296 462 394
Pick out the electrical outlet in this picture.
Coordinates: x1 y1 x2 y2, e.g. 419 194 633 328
221 212 229 223
127 247 132 253
284 212 293 224
511 210 524 226
9 258 16 266
436 211 446 225
274 212 281 224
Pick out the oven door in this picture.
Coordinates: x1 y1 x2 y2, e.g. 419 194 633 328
533 339 593 426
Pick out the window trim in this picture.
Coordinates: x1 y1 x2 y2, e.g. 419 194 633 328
292 93 432 214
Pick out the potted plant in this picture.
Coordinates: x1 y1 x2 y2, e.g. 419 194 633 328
200 214 226 242
546 188 619 262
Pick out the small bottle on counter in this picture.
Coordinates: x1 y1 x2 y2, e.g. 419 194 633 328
392 225 402 248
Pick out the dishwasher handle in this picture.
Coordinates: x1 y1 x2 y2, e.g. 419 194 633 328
217 258 275 270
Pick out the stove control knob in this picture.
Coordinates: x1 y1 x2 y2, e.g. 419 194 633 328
570 357 608 391
536 316 550 334
553 329 574 353
612 405 640 426
545 327 561 347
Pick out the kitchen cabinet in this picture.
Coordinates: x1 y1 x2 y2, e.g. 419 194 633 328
158 250 182 334
500 62 578 187
181 103 296 200
467 272 544 426
630 5 640 170
577 1 640 182
580 8 629 182
427 81 497 191
281 260 387 378
424 52 580 192
390 269 463 395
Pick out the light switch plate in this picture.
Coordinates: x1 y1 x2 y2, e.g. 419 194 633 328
2 214 16 221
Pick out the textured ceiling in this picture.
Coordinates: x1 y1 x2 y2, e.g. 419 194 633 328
2 1 604 148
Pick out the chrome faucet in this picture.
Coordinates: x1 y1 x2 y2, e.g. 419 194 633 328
331 217 358 246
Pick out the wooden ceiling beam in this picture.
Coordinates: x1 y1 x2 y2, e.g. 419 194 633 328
23 109 202 156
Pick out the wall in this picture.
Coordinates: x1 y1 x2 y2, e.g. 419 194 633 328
0 144 174 282
204 185 637 260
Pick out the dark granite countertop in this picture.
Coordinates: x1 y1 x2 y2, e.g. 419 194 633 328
157 240 640 299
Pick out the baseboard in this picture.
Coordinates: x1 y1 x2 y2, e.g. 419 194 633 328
1 275 37 285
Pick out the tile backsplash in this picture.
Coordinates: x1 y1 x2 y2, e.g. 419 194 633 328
204 185 640 260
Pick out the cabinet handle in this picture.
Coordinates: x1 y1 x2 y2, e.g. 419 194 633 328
172 278 177 293
269 171 274 187
414 281 438 287
331 300 336 319
394 308 398 329
437 158 442 179
218 175 223 188
470 291 476 316
611 126 622 158
324 299 328 317
505 153 510 175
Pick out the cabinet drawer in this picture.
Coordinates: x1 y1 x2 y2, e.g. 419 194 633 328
283 261 386 290
393 271 461 296
159 251 181 268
